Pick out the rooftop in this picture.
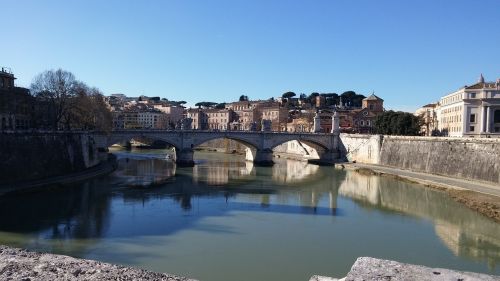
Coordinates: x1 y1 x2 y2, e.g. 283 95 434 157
363 94 384 101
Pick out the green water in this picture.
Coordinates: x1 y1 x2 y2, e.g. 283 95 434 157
0 149 498 281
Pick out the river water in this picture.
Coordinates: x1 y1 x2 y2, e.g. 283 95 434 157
0 148 499 281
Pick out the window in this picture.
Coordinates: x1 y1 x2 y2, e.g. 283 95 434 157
495 110 500 123
469 114 476 123
470 93 476 98
469 126 475 132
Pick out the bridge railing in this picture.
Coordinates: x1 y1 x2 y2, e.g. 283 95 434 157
109 129 334 136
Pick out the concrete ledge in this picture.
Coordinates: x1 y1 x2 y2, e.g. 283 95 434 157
311 257 500 281
346 257 499 280
0 245 197 281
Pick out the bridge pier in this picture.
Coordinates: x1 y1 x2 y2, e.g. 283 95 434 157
308 150 339 166
175 148 195 167
253 148 274 166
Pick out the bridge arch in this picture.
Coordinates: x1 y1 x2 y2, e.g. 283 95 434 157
190 135 259 151
106 134 182 150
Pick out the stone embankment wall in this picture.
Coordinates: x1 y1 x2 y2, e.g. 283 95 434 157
0 132 103 184
339 134 382 164
338 134 500 185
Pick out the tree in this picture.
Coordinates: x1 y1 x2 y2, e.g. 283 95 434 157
321 93 339 106
373 111 422 136
31 69 79 129
169 100 186 107
195 102 217 108
282 91 296 99
30 69 113 131
239 95 249 101
215 102 226 109
307 92 320 105
340 91 366 107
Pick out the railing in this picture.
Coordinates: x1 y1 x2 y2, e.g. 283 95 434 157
110 129 334 135
1 128 335 136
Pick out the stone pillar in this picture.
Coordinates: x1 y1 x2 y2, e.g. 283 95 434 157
486 106 491 133
480 106 486 133
313 112 321 133
253 148 274 166
331 111 340 134
175 148 195 167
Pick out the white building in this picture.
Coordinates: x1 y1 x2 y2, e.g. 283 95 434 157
438 74 500 137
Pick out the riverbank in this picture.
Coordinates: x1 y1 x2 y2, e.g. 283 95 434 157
0 245 197 281
341 163 500 222
0 155 117 196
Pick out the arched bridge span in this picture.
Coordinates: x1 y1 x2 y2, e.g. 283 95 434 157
96 130 341 166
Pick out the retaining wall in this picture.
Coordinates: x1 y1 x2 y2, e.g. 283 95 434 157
339 134 500 185
339 134 382 164
0 132 103 184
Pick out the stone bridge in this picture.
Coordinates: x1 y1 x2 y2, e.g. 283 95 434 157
94 130 342 166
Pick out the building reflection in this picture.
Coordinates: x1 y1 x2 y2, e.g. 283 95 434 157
114 158 176 187
192 156 322 186
192 159 254 186
271 158 320 184
338 171 500 268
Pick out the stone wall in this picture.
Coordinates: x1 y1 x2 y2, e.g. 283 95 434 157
0 132 103 184
339 134 382 164
337 134 500 184
273 140 320 160
379 136 500 184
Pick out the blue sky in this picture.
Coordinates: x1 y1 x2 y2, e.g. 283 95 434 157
2 0 499 111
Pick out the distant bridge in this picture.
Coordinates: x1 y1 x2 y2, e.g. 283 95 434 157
94 129 342 166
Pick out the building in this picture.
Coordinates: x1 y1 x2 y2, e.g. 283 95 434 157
260 105 288 131
186 108 208 130
415 103 439 136
205 109 234 130
438 74 500 137
138 111 166 129
348 94 384 134
153 104 184 128
0 67 32 130
226 101 259 131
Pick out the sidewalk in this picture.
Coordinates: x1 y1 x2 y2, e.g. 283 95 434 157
343 163 500 198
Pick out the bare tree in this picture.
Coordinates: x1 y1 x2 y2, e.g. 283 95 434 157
30 69 112 132
31 69 79 129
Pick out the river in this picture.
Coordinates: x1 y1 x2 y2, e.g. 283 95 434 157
0 148 499 281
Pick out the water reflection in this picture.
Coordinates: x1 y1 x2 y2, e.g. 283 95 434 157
0 151 498 280
0 181 111 256
338 172 500 268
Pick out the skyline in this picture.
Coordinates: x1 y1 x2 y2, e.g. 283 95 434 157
2 0 500 111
